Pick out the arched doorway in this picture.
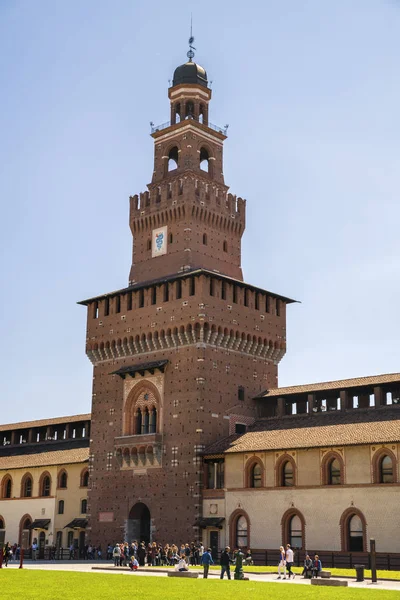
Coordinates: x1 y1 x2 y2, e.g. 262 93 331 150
127 503 151 544
19 515 32 549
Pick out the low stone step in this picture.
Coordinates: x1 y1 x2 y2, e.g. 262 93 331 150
311 579 348 587
168 571 199 578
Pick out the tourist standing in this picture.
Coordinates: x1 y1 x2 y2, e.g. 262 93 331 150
220 546 232 580
200 546 214 578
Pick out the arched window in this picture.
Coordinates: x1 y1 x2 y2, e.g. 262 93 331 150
372 448 397 484
136 410 143 435
40 473 51 497
149 408 157 434
1 475 12 499
223 240 228 252
229 510 250 550
169 232 173 244
200 147 210 173
348 515 364 551
147 239 151 251
58 470 68 489
58 500 64 515
0 516 5 529
281 509 306 551
340 508 367 552
80 469 89 488
380 455 394 483
81 499 87 514
142 408 149 435
203 233 207 245
250 464 262 488
236 515 248 548
321 452 344 485
329 458 341 485
167 146 179 171
289 515 303 548
283 461 294 487
21 474 33 498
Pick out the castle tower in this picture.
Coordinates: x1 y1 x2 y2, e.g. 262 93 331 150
80 43 294 547
129 55 244 284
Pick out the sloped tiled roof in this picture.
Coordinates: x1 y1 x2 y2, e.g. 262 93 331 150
0 413 91 433
257 373 400 398
0 447 89 470
224 419 400 453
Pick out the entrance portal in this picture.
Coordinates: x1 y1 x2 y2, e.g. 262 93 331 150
127 503 151 544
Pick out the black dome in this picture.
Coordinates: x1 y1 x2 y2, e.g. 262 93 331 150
172 61 208 88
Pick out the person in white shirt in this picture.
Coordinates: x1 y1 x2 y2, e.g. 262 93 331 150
175 555 189 572
285 544 295 579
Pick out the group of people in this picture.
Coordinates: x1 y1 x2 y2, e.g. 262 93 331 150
301 554 322 578
1 542 20 566
278 544 322 580
108 540 251 579
110 541 207 569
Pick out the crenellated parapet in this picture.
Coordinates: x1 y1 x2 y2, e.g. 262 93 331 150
129 174 245 235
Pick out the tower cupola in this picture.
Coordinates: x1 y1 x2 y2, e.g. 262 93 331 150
172 61 208 88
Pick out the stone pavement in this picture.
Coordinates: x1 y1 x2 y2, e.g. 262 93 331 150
4 560 400 592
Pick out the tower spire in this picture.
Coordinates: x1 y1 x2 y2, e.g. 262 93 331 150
187 14 196 62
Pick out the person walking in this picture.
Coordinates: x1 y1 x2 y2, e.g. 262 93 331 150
200 546 214 578
277 545 286 579
285 544 295 579
220 546 232 580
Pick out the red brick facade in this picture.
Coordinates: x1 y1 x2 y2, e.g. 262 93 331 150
81 57 293 546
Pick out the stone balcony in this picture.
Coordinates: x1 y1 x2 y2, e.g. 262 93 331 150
115 433 163 470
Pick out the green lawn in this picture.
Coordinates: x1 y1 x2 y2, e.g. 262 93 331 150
1 570 399 600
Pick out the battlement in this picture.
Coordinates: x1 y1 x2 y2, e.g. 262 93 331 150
129 175 246 228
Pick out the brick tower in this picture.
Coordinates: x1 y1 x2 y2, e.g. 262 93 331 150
80 45 294 547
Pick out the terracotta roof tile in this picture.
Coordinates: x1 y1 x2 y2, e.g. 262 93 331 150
257 372 400 398
0 447 89 470
0 413 91 433
224 419 400 453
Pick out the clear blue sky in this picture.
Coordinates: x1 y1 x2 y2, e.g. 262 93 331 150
1 0 399 424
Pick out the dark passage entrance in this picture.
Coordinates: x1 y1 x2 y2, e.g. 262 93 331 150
127 502 151 544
